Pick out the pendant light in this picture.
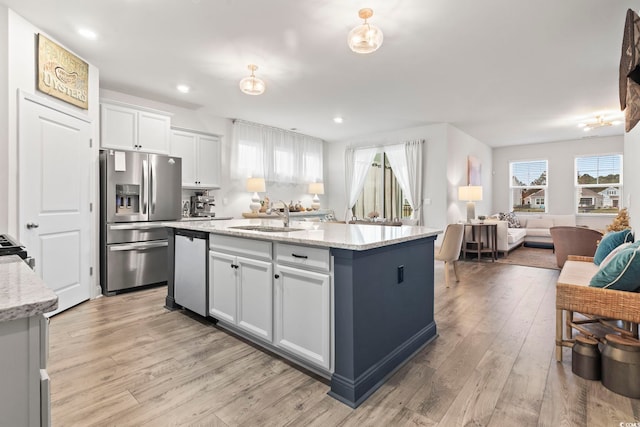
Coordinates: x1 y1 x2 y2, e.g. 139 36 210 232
239 64 265 95
348 8 383 54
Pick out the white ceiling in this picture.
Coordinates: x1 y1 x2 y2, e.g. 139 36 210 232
1 0 635 146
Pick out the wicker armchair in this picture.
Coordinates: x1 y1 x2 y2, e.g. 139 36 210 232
549 226 603 268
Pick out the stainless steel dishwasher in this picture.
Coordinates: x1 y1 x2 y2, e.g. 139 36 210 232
174 229 208 316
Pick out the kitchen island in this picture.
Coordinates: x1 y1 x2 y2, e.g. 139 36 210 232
0 255 58 426
163 218 441 408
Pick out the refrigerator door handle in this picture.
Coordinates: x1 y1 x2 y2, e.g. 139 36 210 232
150 161 156 214
142 159 148 214
109 241 168 251
108 223 167 231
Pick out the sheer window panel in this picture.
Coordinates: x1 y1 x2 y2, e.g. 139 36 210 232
232 120 323 184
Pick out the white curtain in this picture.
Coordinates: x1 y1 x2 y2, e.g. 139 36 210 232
230 121 266 179
384 140 424 225
404 140 424 225
231 120 323 183
344 147 378 221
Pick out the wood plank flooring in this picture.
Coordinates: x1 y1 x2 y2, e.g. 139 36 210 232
48 261 640 426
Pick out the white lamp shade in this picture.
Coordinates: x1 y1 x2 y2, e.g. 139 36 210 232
348 23 383 54
239 75 265 95
458 185 483 202
246 177 266 193
308 182 325 195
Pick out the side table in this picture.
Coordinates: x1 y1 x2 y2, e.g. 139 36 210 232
462 223 497 261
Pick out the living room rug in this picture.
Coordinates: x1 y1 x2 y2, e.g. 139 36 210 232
494 245 559 270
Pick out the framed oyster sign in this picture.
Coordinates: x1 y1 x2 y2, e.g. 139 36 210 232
37 33 89 109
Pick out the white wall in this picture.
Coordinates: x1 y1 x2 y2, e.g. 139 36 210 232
447 125 493 222
492 135 624 230
325 123 492 237
4 9 101 294
0 7 8 233
624 124 640 231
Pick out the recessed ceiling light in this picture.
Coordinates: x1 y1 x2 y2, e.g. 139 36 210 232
333 117 343 124
176 84 190 93
77 28 97 40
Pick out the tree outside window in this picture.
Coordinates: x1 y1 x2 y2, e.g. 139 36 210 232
575 154 622 214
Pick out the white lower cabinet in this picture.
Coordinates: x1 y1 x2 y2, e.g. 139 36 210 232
0 314 50 426
274 244 331 370
208 234 332 372
209 251 237 323
209 236 273 342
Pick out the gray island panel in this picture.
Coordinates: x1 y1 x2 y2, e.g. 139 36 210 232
330 236 437 407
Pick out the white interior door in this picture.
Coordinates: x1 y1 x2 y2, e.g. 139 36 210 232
19 93 92 315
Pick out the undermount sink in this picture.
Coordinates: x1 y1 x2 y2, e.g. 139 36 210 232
229 225 303 233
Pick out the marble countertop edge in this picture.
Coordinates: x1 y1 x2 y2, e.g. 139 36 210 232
163 219 441 250
0 256 59 322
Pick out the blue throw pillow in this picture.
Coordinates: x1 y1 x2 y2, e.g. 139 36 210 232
593 229 634 265
590 242 640 291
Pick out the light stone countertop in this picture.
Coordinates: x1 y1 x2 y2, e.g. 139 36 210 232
163 218 441 251
178 216 234 222
0 256 58 322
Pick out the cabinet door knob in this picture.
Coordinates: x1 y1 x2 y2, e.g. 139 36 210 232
274 274 280 279
26 222 39 229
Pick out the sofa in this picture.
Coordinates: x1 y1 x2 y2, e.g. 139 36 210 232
484 214 577 256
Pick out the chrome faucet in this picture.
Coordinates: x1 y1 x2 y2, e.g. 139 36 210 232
266 200 290 228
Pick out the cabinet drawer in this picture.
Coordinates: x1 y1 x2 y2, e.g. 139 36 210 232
275 243 330 272
210 234 272 260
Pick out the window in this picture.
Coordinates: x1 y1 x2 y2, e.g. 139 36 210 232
509 160 548 213
353 153 412 220
231 120 323 184
575 154 622 214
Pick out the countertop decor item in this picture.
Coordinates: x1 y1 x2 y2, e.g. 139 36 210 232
246 177 266 213
309 182 324 210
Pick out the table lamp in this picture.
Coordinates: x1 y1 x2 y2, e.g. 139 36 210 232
246 177 266 213
308 182 324 210
458 185 483 223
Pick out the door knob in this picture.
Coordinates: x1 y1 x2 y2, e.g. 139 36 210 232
26 222 39 229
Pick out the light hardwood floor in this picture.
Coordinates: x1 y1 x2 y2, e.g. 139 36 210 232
48 261 640 426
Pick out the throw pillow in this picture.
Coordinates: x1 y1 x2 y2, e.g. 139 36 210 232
599 242 633 269
593 229 635 265
499 212 521 228
590 243 640 291
526 218 553 229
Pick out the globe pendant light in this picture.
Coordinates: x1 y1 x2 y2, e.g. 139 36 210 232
348 8 383 54
239 64 265 95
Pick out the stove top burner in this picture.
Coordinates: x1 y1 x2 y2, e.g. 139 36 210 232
0 234 27 259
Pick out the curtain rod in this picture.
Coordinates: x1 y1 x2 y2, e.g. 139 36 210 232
232 118 324 142
347 139 425 151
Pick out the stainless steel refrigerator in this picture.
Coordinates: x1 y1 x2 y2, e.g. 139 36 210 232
100 149 182 295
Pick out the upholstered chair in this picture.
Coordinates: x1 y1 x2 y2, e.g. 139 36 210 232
549 226 604 268
435 224 465 287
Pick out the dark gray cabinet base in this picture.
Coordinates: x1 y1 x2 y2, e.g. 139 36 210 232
330 237 437 408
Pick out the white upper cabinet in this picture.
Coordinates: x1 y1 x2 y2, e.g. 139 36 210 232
170 127 221 189
100 101 171 154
